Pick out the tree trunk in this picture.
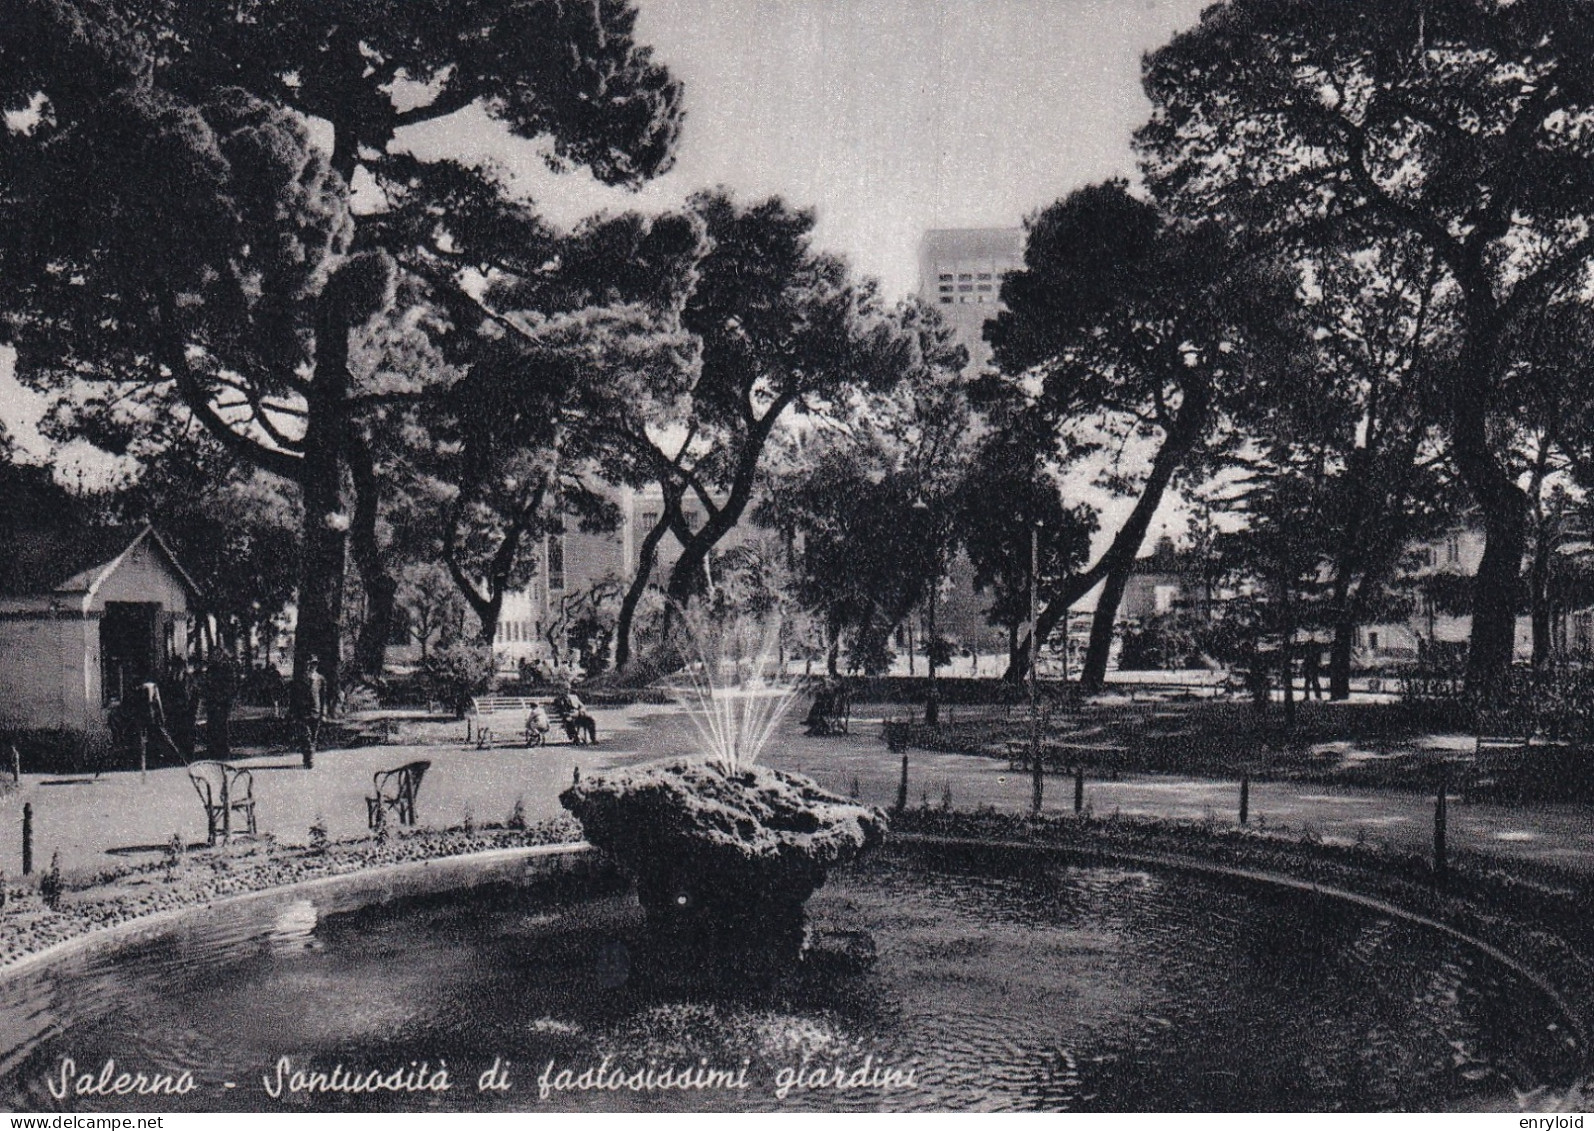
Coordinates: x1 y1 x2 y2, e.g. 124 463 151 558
1530 528 1553 669
1329 613 1356 701
661 400 789 619
1077 557 1134 693
442 504 530 652
347 430 396 681
1325 566 1355 701
665 533 717 610
615 500 680 670
292 291 354 709
1450 385 1526 699
1013 380 1212 687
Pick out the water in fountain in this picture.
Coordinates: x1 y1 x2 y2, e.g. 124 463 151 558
562 606 883 958
663 607 805 770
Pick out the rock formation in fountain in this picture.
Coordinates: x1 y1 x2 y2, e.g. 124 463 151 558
560 759 887 951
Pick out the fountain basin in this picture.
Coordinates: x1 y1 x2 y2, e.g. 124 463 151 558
561 760 886 952
0 837 1581 1113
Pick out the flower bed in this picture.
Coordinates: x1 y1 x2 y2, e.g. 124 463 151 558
0 818 581 970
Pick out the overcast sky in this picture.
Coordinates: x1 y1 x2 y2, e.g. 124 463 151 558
407 0 1212 298
3 0 1211 492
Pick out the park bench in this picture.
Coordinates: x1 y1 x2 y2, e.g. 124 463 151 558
467 696 547 748
367 760 431 829
188 760 258 845
1466 706 1547 803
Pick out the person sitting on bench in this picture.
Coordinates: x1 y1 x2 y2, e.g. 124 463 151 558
526 702 551 745
804 682 836 734
553 688 598 744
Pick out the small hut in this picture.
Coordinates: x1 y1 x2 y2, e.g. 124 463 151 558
0 525 204 746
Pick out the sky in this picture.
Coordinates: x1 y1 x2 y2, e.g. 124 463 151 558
1 0 1213 504
405 0 1214 299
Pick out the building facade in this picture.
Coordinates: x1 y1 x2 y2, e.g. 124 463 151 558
482 483 725 671
918 228 1025 373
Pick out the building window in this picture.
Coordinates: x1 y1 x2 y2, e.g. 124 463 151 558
940 296 952 304
547 535 565 591
1368 631 1380 650
958 284 972 292
938 272 953 282
640 510 660 530
1423 547 1436 568
1446 536 1460 564
976 284 992 292
938 284 953 293
958 273 972 281
977 273 992 280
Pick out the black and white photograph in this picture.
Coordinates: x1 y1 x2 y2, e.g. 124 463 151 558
0 0 1592 1117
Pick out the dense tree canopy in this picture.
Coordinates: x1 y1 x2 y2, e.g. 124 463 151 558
1136 0 1594 694
985 181 1244 687
0 0 685 697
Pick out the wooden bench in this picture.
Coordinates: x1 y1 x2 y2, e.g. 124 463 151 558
1466 707 1539 803
467 696 547 748
188 761 258 845
368 760 431 829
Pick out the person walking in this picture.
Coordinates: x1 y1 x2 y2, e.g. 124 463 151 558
295 657 328 769
132 677 164 773
1302 642 1324 701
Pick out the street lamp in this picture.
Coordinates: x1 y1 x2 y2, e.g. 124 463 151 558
1030 518 1044 816
912 494 940 727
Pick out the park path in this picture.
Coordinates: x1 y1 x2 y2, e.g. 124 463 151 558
2 700 1592 881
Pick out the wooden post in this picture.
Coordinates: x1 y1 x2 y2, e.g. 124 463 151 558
895 753 909 815
1073 765 1085 814
1239 773 1250 825
10 744 18 784
21 803 32 876
1433 764 1448 888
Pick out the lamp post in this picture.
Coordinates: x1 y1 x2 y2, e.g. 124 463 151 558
1030 519 1044 816
913 494 941 727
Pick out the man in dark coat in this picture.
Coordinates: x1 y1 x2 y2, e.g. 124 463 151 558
202 649 240 759
295 657 328 769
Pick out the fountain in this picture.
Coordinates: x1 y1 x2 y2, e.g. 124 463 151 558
0 615 1585 1111
560 613 886 958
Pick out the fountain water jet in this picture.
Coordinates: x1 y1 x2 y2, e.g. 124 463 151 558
561 610 885 962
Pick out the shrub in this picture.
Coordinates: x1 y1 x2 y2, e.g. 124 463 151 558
338 682 381 716
422 643 495 718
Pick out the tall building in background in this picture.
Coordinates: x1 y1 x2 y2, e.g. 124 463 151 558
918 227 1025 372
